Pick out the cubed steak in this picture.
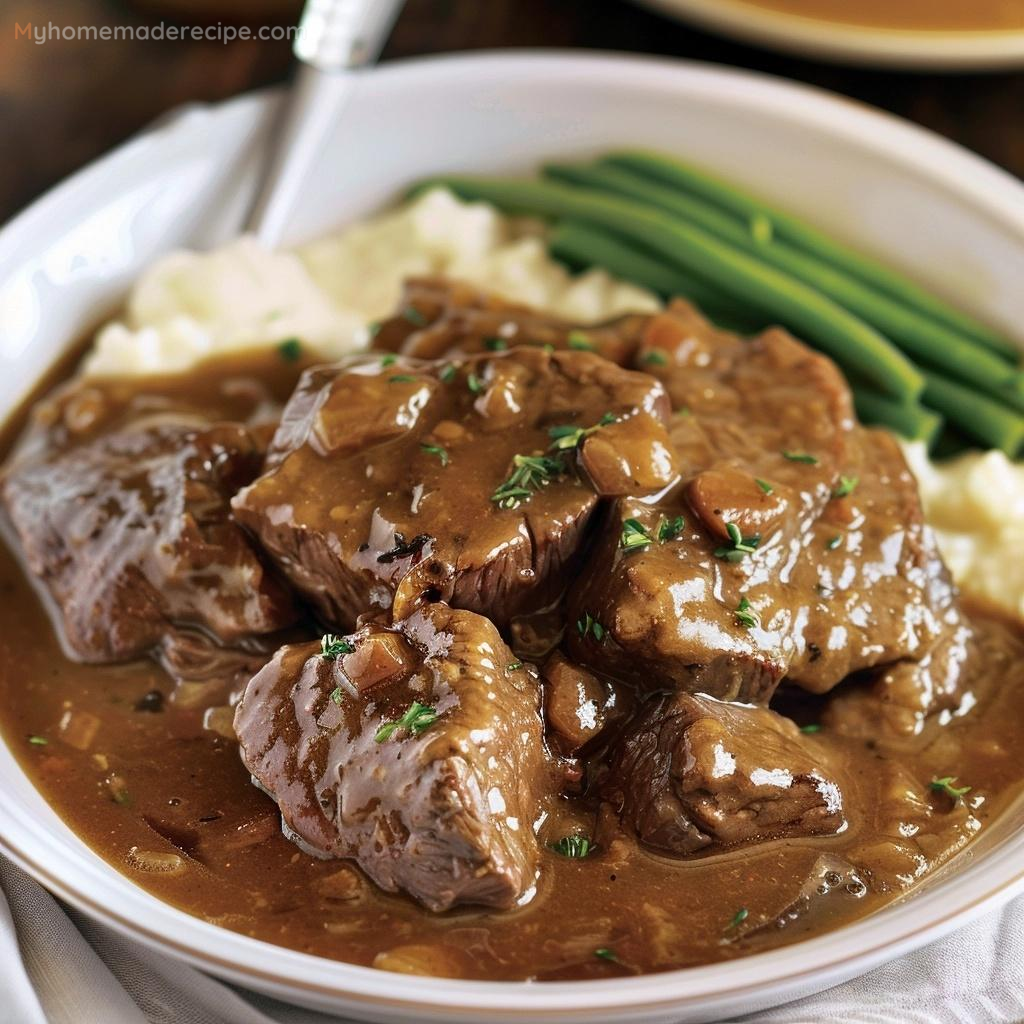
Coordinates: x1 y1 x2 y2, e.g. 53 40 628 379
371 277 649 365
567 301 960 706
233 602 553 911
604 692 846 855
2 406 298 666
233 345 677 629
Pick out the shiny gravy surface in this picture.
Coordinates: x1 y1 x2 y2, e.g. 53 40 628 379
1 347 1023 981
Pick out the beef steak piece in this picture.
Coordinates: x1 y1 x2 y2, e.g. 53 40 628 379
234 602 553 912
3 413 298 664
604 692 846 855
567 301 959 705
234 345 677 629
371 277 649 365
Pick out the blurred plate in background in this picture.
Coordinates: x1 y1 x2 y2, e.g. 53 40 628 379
633 0 1024 69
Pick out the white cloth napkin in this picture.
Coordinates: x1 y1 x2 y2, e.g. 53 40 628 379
2 856 1023 1024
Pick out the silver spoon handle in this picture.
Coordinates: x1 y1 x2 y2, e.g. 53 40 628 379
294 0 405 71
246 0 406 243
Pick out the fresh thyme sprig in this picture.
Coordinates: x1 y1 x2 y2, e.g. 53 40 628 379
734 597 760 629
550 835 593 858
375 702 438 743
620 519 653 552
320 634 354 660
930 776 971 802
491 413 617 510
491 454 566 509
714 523 761 562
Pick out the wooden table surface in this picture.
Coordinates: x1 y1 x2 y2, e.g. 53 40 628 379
2 0 1022 225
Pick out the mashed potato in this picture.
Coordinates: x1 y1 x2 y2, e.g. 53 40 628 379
902 442 1024 620
84 188 659 377
82 189 1022 621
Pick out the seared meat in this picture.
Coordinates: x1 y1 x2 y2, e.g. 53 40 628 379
567 301 959 705
234 602 552 911
234 345 677 629
2 415 297 664
372 277 649 365
604 692 846 855
785 426 963 693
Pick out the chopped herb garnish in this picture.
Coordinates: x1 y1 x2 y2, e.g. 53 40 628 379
277 338 303 363
550 835 592 858
28 735 48 746
375 701 438 743
800 723 822 734
657 515 686 542
485 337 508 351
403 305 427 327
833 475 859 498
467 372 483 394
620 518 653 552
734 597 760 629
389 374 418 384
930 776 971 801
112 789 131 806
547 412 616 452
491 454 565 509
366 320 382 339
754 478 774 495
826 534 843 551
494 414 616 511
329 687 345 706
507 662 523 672
727 907 749 930
567 330 593 351
714 522 761 562
439 363 457 383
643 350 668 366
782 451 819 464
577 613 606 642
420 443 449 468
320 634 355 659
594 948 619 963
380 353 397 368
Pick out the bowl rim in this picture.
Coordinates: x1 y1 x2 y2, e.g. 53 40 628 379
632 0 1024 69
2 48 1024 1019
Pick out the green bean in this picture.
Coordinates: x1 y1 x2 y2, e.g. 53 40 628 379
546 161 1024 398
547 220 731 309
921 370 1024 456
413 176 923 400
548 221 768 335
607 150 1020 362
852 388 943 447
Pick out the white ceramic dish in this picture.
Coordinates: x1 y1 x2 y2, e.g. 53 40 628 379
1 51 1024 1024
634 0 1024 69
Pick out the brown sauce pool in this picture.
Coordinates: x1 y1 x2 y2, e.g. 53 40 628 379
1 347 1023 980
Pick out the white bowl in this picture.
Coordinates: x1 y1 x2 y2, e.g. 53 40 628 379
1 51 1023 1024
633 0 1024 69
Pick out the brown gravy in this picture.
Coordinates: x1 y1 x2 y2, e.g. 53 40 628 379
1 346 1023 980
